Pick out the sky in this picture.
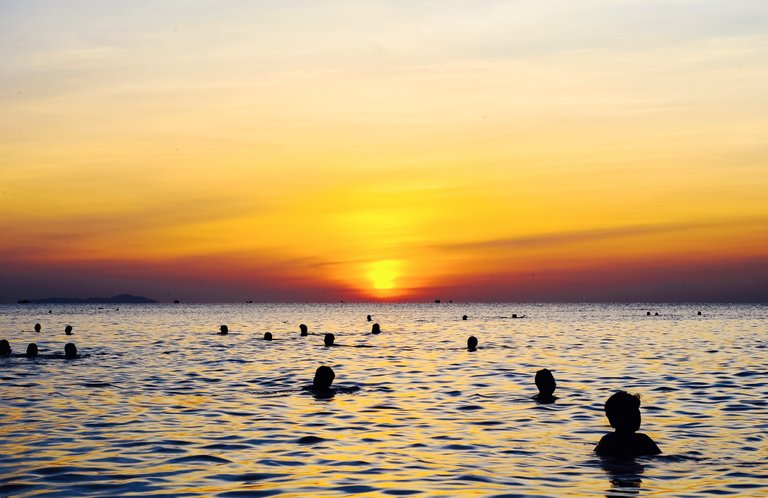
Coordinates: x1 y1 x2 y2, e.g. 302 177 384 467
1 0 767 303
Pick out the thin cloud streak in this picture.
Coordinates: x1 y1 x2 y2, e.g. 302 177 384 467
430 218 768 253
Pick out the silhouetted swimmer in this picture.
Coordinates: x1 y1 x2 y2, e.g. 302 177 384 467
371 323 381 334
302 365 359 398
26 343 39 358
313 365 335 390
299 323 308 336
366 315 372 322
263 332 273 341
697 311 702 316
324 333 335 347
64 342 78 359
65 325 73 335
595 391 661 458
219 325 229 335
34 323 41 333
646 311 651 316
0 339 11 356
302 366 337 398
654 312 659 316
467 335 478 351
462 315 468 320
534 368 557 403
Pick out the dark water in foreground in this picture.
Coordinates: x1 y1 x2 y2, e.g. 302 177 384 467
0 303 766 497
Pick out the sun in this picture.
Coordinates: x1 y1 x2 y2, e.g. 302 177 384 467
366 260 402 297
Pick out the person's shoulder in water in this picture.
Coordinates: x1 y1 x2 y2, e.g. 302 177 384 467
51 343 88 359
323 333 337 347
594 432 660 457
303 365 336 398
302 365 360 398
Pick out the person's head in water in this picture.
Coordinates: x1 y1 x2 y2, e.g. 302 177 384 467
299 324 308 336
647 311 651 316
64 342 78 359
263 332 273 341
324 333 335 347
535 369 557 398
467 335 478 351
371 323 381 334
0 339 11 355
26 343 39 358
34 323 41 333
65 325 73 335
512 314 518 318
462 315 468 320
313 365 336 390
366 314 372 322
697 311 702 316
604 391 643 433
219 325 229 335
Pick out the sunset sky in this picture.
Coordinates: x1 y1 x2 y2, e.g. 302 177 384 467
1 0 767 302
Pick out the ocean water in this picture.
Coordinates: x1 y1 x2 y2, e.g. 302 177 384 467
0 303 766 497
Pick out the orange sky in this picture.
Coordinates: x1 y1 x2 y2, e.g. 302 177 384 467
1 1 767 302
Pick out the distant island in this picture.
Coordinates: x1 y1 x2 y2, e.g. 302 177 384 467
18 293 158 304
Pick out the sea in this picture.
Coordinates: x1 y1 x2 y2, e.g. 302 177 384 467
0 303 766 497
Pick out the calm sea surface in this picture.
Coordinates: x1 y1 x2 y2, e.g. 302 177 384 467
0 303 766 497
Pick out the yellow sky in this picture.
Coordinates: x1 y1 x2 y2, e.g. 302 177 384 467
1 1 767 302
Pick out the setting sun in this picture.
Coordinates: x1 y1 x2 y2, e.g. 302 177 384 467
366 260 402 298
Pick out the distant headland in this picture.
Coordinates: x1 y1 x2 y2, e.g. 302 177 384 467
17 293 158 304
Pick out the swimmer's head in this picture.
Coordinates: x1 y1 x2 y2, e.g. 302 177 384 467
462 315 468 320
263 332 273 341
371 323 381 334
26 343 39 357
64 342 78 359
467 335 478 351
313 365 335 390
367 315 372 322
605 391 642 434
34 323 41 332
299 324 308 336
535 368 556 397
65 325 73 335
0 339 10 355
324 333 335 347
219 325 229 335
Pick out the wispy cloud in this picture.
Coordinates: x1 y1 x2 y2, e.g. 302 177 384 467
430 217 768 253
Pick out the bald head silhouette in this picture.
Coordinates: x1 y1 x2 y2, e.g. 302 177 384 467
313 366 336 390
467 335 478 351
64 343 78 359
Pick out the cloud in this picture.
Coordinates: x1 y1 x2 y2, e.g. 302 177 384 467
430 217 768 253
